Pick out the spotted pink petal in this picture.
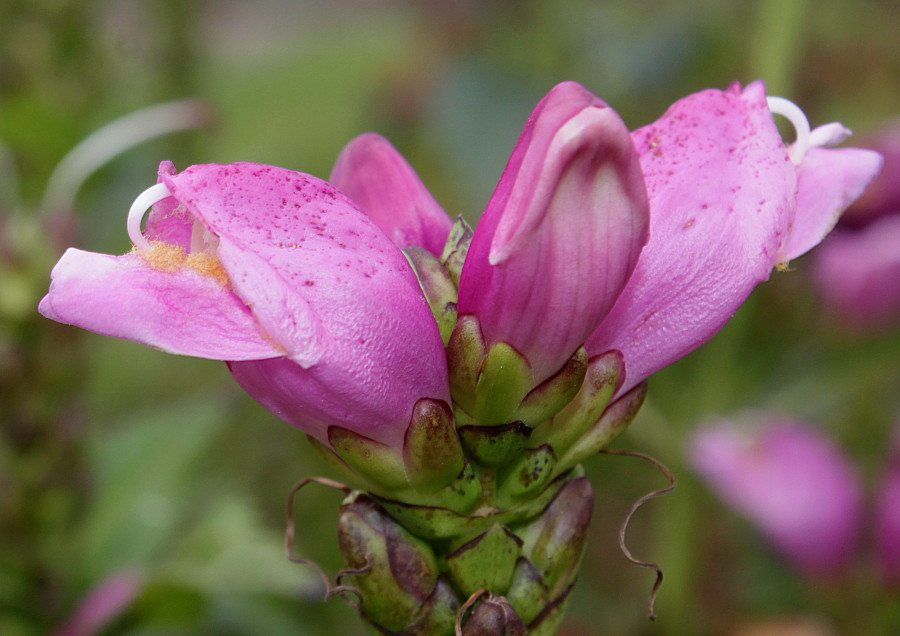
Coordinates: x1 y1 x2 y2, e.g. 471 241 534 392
41 162 449 449
587 82 795 393
330 133 453 255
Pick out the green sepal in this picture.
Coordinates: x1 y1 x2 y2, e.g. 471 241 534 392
472 341 533 425
556 381 648 474
306 434 380 493
403 398 464 494
440 215 473 287
406 578 460 635
446 524 522 596
506 558 549 625
511 347 587 427
446 314 488 416
403 246 458 345
463 595 527 636
328 426 408 492
519 477 593 598
421 460 482 514
368 578 458 636
527 584 575 636
378 474 568 542
528 350 623 453
496 445 557 507
457 421 530 468
337 493 439 633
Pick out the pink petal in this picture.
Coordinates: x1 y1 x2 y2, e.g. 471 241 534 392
689 416 863 580
587 82 795 392
160 163 440 368
457 81 649 385
42 162 450 449
38 248 282 360
330 133 453 255
785 146 884 260
228 355 438 451
813 214 900 328
160 163 450 447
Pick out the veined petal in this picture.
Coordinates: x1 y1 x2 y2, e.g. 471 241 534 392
330 133 453 255
457 81 649 385
587 82 795 393
38 248 281 360
785 146 883 260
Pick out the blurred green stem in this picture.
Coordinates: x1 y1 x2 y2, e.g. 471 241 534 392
749 0 809 96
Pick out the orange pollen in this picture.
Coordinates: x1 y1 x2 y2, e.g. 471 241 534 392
139 241 230 287
185 252 231 286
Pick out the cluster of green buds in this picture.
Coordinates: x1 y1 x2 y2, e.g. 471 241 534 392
309 218 647 634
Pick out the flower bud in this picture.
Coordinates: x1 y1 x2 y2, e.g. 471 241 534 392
519 476 594 599
462 595 528 636
330 132 453 256
337 493 444 632
458 81 649 387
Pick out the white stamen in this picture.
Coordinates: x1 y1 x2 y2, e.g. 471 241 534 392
767 96 811 165
127 182 172 251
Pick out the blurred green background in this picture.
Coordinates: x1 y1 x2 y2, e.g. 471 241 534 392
2 1 899 634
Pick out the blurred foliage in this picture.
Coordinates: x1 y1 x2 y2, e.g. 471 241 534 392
1 0 899 634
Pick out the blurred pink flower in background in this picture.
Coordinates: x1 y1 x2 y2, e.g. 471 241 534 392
812 118 900 329
55 570 142 636
689 415 864 580
874 425 900 586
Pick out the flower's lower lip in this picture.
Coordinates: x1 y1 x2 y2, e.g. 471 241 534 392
127 182 173 251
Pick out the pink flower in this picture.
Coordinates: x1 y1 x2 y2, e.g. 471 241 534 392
55 570 142 636
40 81 881 454
874 426 900 586
335 81 881 394
688 415 864 580
813 214 900 328
812 118 900 329
39 162 449 450
585 85 882 394
334 81 650 386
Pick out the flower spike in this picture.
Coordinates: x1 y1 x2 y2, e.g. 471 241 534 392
126 182 172 251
